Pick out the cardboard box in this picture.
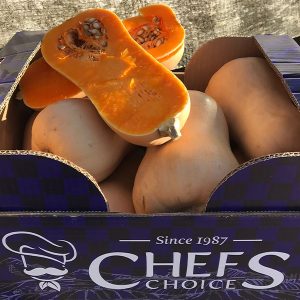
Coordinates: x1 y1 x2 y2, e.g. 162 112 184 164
0 31 300 299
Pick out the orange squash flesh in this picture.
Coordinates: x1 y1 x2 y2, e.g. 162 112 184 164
123 4 184 64
41 8 189 146
20 5 183 110
158 43 184 70
19 57 85 109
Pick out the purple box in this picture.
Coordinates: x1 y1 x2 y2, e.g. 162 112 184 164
0 32 300 299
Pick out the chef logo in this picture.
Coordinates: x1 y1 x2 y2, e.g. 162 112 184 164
2 231 77 291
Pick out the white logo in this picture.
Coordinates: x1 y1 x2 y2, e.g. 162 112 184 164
2 231 77 291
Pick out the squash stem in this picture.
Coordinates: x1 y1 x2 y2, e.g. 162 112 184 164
159 117 181 140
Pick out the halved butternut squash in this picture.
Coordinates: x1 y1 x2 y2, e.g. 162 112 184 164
41 8 189 146
20 5 184 110
19 57 85 109
123 4 185 69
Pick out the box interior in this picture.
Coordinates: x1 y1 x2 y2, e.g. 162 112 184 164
0 33 300 214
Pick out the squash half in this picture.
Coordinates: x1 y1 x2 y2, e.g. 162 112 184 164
19 57 85 109
41 8 189 146
123 4 185 70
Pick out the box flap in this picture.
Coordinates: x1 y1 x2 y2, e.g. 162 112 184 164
206 153 300 212
0 31 44 58
0 51 37 85
185 34 300 109
184 36 262 92
0 33 45 151
0 151 107 212
0 82 12 105
254 34 300 108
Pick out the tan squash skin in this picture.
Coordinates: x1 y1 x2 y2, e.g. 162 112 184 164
133 90 239 213
23 98 131 182
205 57 300 159
100 147 145 213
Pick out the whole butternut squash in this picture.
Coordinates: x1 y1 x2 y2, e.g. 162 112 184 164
205 57 300 159
23 98 130 182
133 90 239 213
41 8 189 146
100 147 145 213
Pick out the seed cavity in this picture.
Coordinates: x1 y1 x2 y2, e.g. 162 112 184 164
56 17 109 61
101 40 108 47
66 29 86 47
130 17 166 50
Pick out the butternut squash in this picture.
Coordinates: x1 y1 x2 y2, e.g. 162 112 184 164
205 57 300 159
133 90 239 213
19 57 85 109
20 5 184 110
100 147 145 213
123 4 185 70
41 8 190 146
23 98 130 182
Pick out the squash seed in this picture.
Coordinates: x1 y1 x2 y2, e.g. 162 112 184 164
89 29 100 35
92 22 101 29
137 29 144 36
87 18 97 23
155 37 164 47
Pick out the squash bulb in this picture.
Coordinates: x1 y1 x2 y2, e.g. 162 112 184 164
23 98 131 182
133 91 239 213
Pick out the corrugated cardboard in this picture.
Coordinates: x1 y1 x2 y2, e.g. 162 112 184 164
0 31 300 299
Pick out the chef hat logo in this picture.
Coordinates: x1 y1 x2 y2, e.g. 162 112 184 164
2 231 77 291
